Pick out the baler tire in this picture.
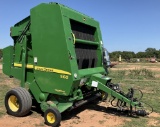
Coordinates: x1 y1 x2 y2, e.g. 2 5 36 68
44 107 61 127
101 91 108 101
5 87 32 117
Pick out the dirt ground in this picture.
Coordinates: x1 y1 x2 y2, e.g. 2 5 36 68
0 63 160 127
0 102 131 127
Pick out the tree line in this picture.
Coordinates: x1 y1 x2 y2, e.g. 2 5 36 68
109 48 160 61
0 48 160 60
0 49 2 59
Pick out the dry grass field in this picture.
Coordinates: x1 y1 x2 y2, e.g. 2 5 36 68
0 62 160 127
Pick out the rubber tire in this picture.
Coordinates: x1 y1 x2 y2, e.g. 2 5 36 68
44 107 61 127
5 87 32 117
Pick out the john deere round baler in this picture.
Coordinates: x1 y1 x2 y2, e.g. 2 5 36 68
3 3 151 127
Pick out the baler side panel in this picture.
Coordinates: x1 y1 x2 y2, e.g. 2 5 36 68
60 15 80 92
30 4 74 96
61 5 104 72
2 46 13 76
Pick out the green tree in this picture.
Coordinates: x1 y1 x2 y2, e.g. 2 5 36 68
136 52 146 58
154 50 160 58
109 51 121 58
145 48 158 58
145 48 156 52
109 47 160 60
109 51 122 61
122 51 135 60
0 49 2 59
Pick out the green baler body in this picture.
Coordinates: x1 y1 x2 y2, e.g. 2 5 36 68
3 3 139 114
3 3 105 103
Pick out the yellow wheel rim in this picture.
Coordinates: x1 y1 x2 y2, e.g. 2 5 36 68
47 112 56 124
101 92 106 99
8 95 19 112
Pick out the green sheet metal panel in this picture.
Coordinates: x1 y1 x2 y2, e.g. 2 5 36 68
30 3 75 96
60 5 104 77
3 46 13 76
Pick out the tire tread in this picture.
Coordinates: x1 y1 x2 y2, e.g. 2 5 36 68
5 87 32 117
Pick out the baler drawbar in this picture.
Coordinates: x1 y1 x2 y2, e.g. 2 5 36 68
3 2 152 127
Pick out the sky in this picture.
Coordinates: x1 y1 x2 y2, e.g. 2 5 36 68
0 0 160 53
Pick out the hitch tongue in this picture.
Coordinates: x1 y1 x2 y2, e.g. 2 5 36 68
135 110 149 116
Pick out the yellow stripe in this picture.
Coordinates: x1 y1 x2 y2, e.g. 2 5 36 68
14 63 22 67
14 63 34 69
27 64 34 69
14 63 71 75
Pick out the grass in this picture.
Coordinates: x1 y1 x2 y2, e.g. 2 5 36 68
98 120 106 124
122 117 148 127
108 62 160 127
0 74 11 116
109 68 156 80
0 70 19 116
128 68 155 79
